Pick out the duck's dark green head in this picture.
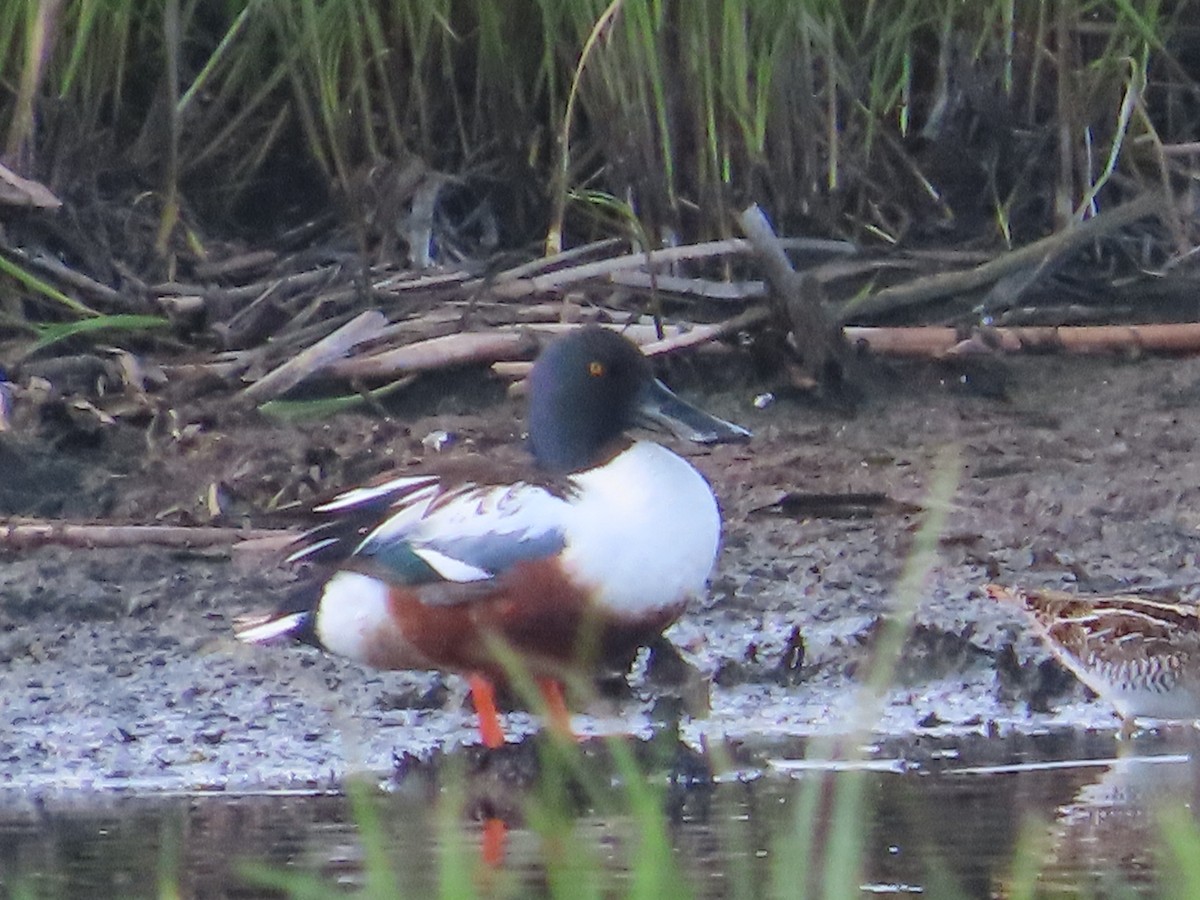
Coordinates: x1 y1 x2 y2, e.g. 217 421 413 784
528 326 750 473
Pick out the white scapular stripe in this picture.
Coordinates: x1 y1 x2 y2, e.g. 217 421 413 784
315 475 439 513
236 611 308 644
411 547 493 582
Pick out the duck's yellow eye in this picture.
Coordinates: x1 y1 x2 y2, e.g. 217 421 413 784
588 360 605 377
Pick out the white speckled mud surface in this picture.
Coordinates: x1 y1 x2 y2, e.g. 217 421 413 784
4 353 1200 797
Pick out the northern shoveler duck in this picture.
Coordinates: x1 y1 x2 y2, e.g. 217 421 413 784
237 326 749 747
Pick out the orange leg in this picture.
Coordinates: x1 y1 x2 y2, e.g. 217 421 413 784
537 677 575 742
468 674 506 749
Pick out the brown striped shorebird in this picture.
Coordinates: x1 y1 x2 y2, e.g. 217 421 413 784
988 584 1200 734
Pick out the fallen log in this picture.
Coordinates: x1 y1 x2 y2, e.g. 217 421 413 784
846 322 1200 356
0 521 290 551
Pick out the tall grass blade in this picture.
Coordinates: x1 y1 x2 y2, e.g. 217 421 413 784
156 810 184 900
547 0 625 255
346 778 406 900
606 735 692 899
176 1 257 116
235 861 332 900
0 254 99 318
27 314 170 354
434 759 479 900
4 0 57 162
1158 805 1200 900
771 447 961 899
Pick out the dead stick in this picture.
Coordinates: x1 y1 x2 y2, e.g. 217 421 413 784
1161 141 1200 156
641 307 772 355
373 269 473 292
497 321 1200 368
739 203 849 386
493 309 769 381
846 322 1200 356
193 250 278 280
0 522 292 550
845 191 1164 321
486 237 854 300
328 330 539 380
609 270 766 302
521 322 696 342
492 237 626 282
488 239 749 298
209 264 343 305
21 252 123 303
0 161 62 208
240 309 388 403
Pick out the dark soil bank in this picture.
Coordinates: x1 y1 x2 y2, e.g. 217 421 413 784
4 353 1200 795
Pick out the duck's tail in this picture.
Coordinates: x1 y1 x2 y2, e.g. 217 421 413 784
234 583 322 648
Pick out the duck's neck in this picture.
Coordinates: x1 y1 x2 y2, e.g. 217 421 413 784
528 404 626 473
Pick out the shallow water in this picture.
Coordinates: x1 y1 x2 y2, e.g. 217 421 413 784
9 356 1200 895
3 730 1195 898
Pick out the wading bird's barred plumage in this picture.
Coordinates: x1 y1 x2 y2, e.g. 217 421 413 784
989 584 1200 728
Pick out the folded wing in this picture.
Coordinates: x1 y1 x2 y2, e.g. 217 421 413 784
287 474 570 592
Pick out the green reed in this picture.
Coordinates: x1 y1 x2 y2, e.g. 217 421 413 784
1 1 1186 250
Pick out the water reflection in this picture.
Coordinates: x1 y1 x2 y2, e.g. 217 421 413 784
1031 745 1200 895
1 730 1198 897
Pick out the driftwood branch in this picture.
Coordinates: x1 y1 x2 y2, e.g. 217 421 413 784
486 236 855 300
492 319 1200 388
641 307 773 356
0 522 291 550
844 191 1165 321
846 322 1200 356
240 309 387 403
8 182 1193 411
0 162 61 209
328 330 539 380
487 238 749 298
738 203 852 390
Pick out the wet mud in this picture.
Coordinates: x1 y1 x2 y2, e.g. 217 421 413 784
4 352 1200 795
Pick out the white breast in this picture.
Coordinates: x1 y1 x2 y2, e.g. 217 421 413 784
559 441 720 617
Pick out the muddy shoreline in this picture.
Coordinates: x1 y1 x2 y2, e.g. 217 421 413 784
4 353 1200 796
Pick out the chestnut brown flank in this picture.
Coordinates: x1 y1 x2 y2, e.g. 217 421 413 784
368 557 687 682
